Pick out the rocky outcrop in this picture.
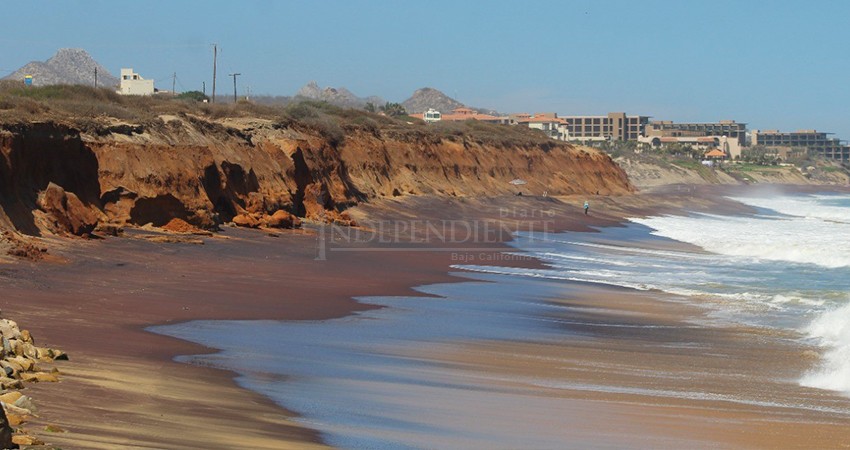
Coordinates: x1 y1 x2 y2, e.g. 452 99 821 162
0 116 633 239
36 182 102 236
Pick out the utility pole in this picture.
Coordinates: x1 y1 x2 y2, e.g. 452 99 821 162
172 72 176 96
229 73 241 103
211 43 218 103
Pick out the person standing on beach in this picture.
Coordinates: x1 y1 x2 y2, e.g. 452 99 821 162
583 200 589 215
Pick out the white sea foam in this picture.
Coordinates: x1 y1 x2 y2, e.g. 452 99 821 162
731 195 850 224
801 301 850 395
632 211 850 269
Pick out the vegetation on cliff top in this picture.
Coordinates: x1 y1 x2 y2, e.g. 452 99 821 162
0 81 556 150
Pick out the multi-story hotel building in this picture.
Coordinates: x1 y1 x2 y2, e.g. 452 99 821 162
752 129 850 161
559 112 651 142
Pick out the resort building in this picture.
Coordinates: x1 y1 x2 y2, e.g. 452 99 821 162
559 112 651 142
517 113 569 140
643 120 747 146
752 129 850 161
118 68 154 96
637 134 744 159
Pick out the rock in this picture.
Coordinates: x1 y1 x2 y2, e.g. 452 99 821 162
0 321 21 341
1 402 32 417
11 435 42 446
0 405 16 449
37 182 102 236
0 363 14 379
0 394 21 408
48 349 68 361
231 213 260 228
18 330 31 345
12 396 35 414
8 356 33 373
20 372 58 383
11 341 24 358
265 210 301 229
6 412 24 427
0 379 23 390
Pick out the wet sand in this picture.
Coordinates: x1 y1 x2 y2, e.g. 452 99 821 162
3 187 849 448
419 284 850 448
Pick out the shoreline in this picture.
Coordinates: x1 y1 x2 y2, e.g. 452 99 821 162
4 185 847 448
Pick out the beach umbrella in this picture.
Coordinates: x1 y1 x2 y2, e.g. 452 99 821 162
509 178 527 186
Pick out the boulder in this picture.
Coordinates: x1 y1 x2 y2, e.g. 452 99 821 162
0 393 21 406
0 378 22 390
11 435 41 446
265 210 301 229
231 213 260 228
20 372 58 383
0 321 21 341
12 396 35 414
0 405 16 449
37 182 102 236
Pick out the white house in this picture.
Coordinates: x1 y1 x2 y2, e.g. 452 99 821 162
118 68 154 96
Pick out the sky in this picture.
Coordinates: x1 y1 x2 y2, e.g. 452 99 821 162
3 0 850 140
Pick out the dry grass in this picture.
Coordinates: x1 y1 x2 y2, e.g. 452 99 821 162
0 82 562 151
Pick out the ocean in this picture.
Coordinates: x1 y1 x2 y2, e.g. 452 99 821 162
152 191 850 448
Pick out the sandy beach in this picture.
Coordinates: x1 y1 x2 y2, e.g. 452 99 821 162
4 186 850 448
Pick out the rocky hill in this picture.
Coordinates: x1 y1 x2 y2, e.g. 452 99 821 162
401 87 501 116
402 87 465 114
294 81 385 109
3 49 118 88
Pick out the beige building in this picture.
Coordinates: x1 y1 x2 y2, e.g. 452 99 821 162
559 112 650 142
752 129 850 161
118 68 154 96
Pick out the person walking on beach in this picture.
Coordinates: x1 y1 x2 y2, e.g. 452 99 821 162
583 200 589 215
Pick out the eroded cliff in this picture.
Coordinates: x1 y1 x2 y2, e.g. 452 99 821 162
0 115 633 247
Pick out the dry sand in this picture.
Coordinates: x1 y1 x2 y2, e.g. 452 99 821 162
2 186 849 448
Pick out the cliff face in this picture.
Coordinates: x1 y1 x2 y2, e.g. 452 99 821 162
0 116 633 239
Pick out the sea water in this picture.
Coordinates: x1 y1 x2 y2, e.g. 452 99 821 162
152 191 850 448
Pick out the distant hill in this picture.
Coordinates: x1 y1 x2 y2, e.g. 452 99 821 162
3 48 118 88
294 81 385 109
401 87 500 116
402 87 465 114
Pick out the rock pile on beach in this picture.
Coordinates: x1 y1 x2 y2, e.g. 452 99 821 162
231 209 302 229
0 316 67 448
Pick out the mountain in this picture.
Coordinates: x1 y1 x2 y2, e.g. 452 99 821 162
3 48 119 88
401 87 466 115
295 81 385 109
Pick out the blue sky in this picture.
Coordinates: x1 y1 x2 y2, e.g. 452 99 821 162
3 0 850 140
